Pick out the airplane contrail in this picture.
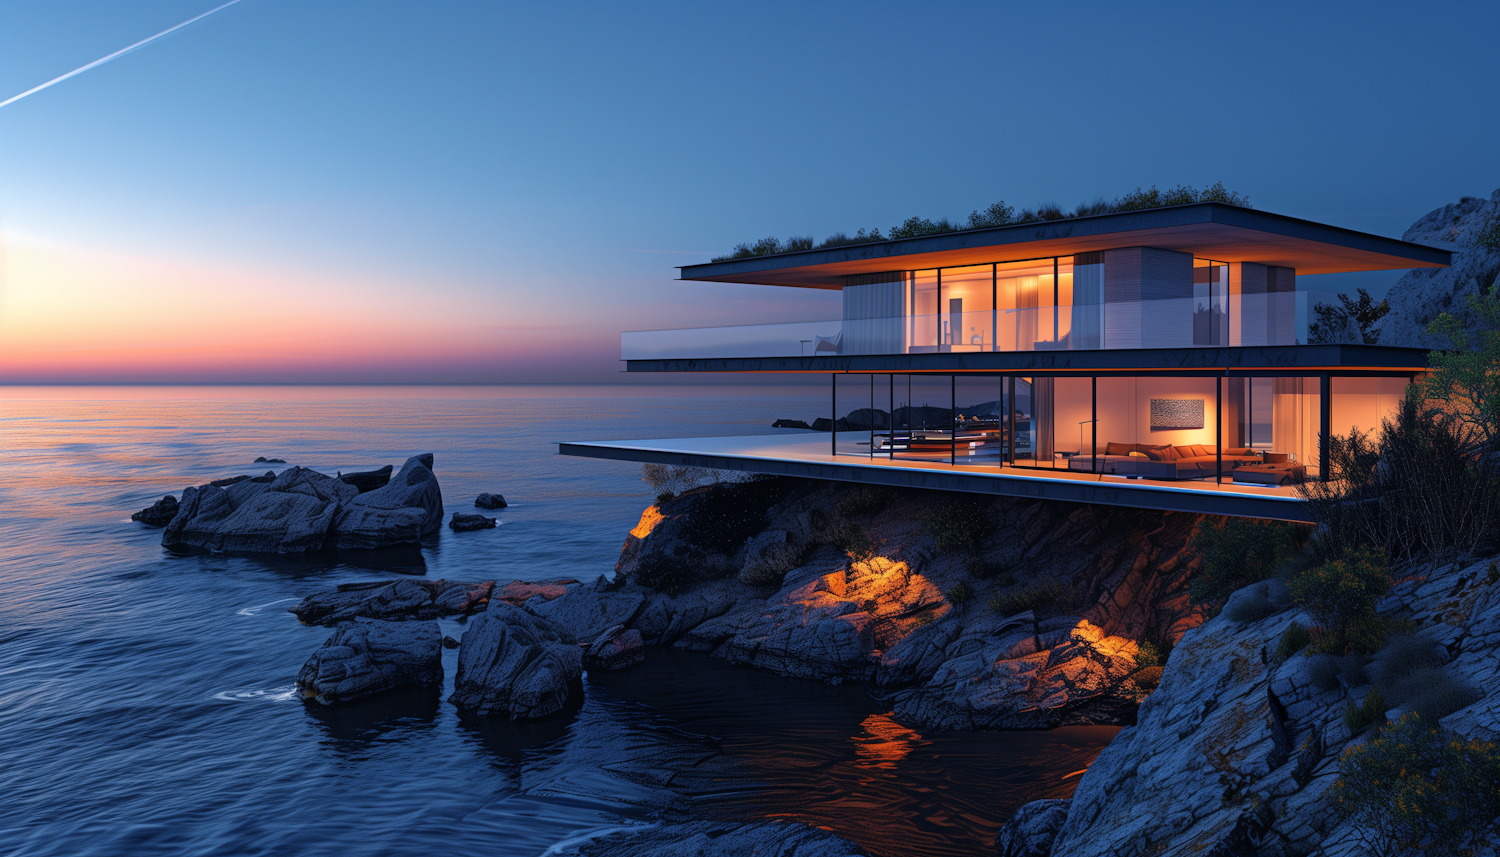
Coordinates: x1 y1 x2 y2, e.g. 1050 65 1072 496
0 0 244 110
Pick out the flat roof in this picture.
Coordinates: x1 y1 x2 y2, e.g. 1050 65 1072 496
559 434 1315 522
680 203 1451 289
625 343 1431 374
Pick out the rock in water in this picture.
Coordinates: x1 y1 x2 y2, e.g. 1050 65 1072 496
131 495 179 526
449 512 496 531
338 465 392 494
584 624 645 671
254 456 287 464
295 618 441 705
995 799 1069 857
771 418 812 429
569 820 867 856
474 492 507 509
451 601 581 719
327 454 444 549
290 578 495 625
164 466 357 554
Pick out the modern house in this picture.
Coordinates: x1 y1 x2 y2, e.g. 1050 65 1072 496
561 203 1450 522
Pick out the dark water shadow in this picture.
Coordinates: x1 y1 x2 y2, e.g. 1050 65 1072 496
303 686 441 751
455 684 585 762
165 543 430 578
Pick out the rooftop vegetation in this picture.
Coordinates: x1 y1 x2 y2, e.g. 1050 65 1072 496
709 182 1252 263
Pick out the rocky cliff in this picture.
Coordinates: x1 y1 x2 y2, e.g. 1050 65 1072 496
526 478 1213 730
1375 188 1500 348
1003 557 1500 857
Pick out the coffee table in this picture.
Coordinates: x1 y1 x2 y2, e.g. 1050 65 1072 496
1233 463 1307 486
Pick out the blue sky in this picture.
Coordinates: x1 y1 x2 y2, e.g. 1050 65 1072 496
1 0 1496 383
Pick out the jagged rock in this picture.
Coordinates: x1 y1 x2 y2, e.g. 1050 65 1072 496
526 578 648 644
449 512 496 531
771 418 812 429
328 454 444 549
289 578 495 625
338 465 392 493
474 492 507 509
157 455 440 554
451 601 582 719
567 820 866 857
164 466 356 553
1376 188 1500 348
295 618 441 705
442 635 459 649
994 799 1070 857
131 495 178 526
584 624 644 670
254 456 286 464
494 578 576 606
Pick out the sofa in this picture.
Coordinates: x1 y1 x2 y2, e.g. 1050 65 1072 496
1066 442 1261 480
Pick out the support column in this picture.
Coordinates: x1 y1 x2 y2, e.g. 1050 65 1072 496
1320 373 1331 481
831 373 836 457
950 375 957 465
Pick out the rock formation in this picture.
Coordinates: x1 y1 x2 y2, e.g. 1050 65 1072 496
337 465 392 493
1376 188 1500 348
1008 556 1500 857
583 624 645 670
565 820 866 857
519 479 1208 729
449 512 496 531
451 601 582 719
474 492 507 509
131 495 178 526
157 454 442 554
295 617 442 705
994 799 1070 857
290 577 574 625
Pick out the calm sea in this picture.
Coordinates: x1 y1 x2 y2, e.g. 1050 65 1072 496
0 385 1113 857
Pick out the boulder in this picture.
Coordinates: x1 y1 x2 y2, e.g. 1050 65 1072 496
525 578 649 643
163 466 356 554
131 495 179 526
295 618 441 705
474 492 507 509
338 465 392 494
254 456 287 464
449 512 496 531
327 454 444 549
569 820 866 857
584 624 645 671
1375 188 1500 348
290 578 495 625
995 799 1070 857
451 601 582 719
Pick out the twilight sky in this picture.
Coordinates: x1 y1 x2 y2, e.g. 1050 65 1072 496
1 0 1497 384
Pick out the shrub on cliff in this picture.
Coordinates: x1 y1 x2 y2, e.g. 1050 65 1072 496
1188 517 1295 610
1289 550 1391 654
988 579 1070 617
687 478 795 554
922 497 991 554
1333 713 1500 856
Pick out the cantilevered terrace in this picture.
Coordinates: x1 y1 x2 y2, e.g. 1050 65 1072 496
561 203 1449 521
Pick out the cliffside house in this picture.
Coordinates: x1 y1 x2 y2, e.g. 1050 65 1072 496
561 204 1450 522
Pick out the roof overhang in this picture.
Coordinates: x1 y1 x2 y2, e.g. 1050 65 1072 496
624 343 1431 374
680 203 1451 289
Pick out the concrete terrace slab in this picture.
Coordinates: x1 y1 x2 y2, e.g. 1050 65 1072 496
558 433 1312 522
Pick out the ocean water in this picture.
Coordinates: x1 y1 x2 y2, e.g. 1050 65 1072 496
0 385 1115 857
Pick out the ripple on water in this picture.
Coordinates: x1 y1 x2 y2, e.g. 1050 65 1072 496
212 686 299 703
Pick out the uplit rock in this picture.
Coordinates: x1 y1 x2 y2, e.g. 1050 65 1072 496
295 618 441 705
994 799 1069 857
1376 188 1500 348
451 601 582 719
290 578 494 625
566 820 866 857
131 494 179 526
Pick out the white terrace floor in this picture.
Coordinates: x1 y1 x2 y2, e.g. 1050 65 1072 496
560 432 1310 521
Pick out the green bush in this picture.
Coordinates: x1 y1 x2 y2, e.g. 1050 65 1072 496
1274 622 1312 661
945 581 974 606
1373 633 1443 687
1288 550 1391 654
988 580 1070 617
1136 638 1172 670
1474 215 1500 249
1333 713 1500 855
1189 518 1296 609
656 491 675 504
687 478 793 554
832 484 896 518
922 497 991 554
1343 685 1387 735
633 543 704 597
966 556 1015 585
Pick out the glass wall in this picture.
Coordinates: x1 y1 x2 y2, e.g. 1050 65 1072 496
954 376 1005 465
941 266 995 352
909 272 939 353
1193 260 1229 346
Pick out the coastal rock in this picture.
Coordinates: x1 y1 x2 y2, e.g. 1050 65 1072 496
337 465 392 494
295 618 441 705
474 492 507 509
994 799 1069 857
1375 188 1500 348
566 820 866 857
584 624 645 671
525 578 649 644
328 454 444 549
451 601 582 719
494 578 577 606
290 578 495 625
254 456 286 464
449 512 496 531
131 495 179 526
771 418 812 429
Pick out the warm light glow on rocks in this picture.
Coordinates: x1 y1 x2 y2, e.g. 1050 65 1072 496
629 505 665 540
